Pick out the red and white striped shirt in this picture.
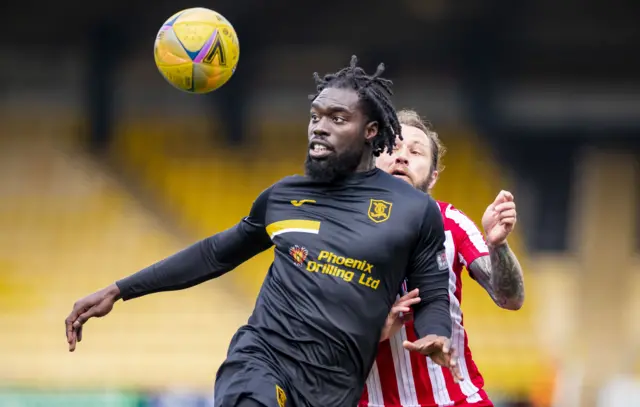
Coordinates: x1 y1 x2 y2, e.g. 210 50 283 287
360 201 491 407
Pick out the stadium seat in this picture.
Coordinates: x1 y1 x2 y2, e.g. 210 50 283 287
0 124 251 391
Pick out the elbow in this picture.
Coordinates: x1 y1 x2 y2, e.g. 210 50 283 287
491 276 525 311
498 295 524 311
431 292 451 307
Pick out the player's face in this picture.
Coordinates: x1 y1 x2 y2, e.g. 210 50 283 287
376 124 437 192
305 87 378 182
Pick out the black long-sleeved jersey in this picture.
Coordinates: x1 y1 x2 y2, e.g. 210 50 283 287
116 168 451 407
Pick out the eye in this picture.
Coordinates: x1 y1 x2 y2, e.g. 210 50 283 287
332 116 345 124
411 149 423 156
310 113 319 123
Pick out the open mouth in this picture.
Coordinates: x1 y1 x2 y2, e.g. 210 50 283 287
391 168 411 181
309 141 334 159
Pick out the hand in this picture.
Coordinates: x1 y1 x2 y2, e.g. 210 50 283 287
380 289 420 342
403 335 463 382
482 190 517 247
65 284 120 352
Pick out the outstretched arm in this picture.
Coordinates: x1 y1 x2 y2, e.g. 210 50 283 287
116 186 274 300
117 218 272 300
65 185 274 351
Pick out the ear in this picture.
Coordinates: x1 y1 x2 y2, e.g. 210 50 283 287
428 170 439 191
364 121 379 142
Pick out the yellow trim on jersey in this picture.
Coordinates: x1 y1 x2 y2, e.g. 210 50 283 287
266 219 321 239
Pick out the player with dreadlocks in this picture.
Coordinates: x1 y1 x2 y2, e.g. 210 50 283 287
64 56 460 407
309 55 401 157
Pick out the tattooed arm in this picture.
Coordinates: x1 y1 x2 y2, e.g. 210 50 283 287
466 190 525 310
445 190 524 309
468 243 525 310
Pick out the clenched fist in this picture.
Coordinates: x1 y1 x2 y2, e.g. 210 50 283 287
482 190 517 247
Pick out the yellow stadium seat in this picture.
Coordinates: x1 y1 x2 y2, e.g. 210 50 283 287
0 124 251 391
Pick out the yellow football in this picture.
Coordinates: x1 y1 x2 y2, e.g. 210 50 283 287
154 8 240 93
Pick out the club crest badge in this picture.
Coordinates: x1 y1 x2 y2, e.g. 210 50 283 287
368 199 393 223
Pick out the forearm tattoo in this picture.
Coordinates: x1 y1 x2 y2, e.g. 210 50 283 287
490 244 525 307
469 244 524 309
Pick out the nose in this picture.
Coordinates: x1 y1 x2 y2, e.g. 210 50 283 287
313 128 328 138
394 145 409 165
312 125 329 138
310 115 331 139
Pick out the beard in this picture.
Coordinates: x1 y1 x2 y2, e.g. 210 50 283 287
415 175 432 193
304 146 365 183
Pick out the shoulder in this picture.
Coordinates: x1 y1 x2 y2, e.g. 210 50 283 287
376 171 431 206
252 175 303 205
439 201 472 226
420 195 443 230
439 201 484 239
377 170 422 192
374 171 441 213
262 175 307 196
387 173 437 222
436 200 450 215
367 171 436 232
272 174 306 188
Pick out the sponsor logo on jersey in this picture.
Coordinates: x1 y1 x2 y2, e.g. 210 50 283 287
305 250 380 289
368 199 392 223
289 245 308 266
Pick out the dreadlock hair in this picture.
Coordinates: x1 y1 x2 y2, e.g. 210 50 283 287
309 55 401 157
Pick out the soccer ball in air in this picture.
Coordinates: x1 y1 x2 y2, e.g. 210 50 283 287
154 8 240 94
